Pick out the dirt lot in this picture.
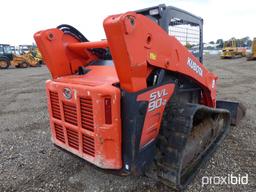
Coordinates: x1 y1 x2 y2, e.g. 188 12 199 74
0 55 255 192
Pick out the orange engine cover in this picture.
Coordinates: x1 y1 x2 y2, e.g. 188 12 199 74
46 65 122 169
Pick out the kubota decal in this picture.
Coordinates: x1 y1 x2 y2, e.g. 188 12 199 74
187 57 203 77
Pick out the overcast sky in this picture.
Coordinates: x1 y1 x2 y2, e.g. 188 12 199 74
1 0 255 45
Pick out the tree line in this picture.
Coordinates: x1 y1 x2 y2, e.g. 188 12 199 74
209 36 253 48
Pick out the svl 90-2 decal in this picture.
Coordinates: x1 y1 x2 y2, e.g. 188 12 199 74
137 84 175 148
148 89 168 112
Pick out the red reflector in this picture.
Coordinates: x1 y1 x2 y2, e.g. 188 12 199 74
104 98 112 124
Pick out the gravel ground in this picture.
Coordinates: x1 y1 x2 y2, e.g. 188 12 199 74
0 55 255 192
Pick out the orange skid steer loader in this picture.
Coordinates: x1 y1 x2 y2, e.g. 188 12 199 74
34 4 245 190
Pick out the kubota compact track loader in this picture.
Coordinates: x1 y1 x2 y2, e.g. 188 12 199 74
34 4 245 190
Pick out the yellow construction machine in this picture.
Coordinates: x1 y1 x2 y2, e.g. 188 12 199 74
220 38 246 59
19 45 44 65
13 51 42 68
247 38 256 60
0 44 42 69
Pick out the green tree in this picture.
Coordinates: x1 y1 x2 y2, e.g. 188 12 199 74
216 39 224 48
240 36 251 47
185 42 193 49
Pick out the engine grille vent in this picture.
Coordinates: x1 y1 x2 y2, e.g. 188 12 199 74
63 103 77 126
66 128 79 150
82 134 95 157
50 91 61 120
80 98 94 132
54 123 65 143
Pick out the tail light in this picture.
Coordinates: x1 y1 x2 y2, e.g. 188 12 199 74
104 97 112 124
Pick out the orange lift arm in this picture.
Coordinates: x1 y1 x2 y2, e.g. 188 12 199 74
34 29 100 79
103 12 217 107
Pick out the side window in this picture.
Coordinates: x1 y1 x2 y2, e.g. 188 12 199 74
168 18 201 60
3 46 12 54
0 47 3 55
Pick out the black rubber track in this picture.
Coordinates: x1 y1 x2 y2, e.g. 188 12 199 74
145 96 230 191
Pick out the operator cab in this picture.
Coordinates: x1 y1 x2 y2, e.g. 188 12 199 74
0 44 13 61
0 44 12 55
